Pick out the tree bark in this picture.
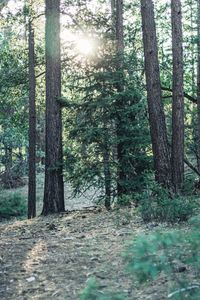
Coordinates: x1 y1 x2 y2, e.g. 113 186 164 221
115 0 126 197
5 146 12 174
28 16 36 219
42 0 65 215
171 0 184 192
197 0 200 173
140 0 171 187
111 0 116 33
103 124 111 210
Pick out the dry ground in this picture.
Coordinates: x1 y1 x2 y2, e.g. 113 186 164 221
0 177 198 299
1 207 194 300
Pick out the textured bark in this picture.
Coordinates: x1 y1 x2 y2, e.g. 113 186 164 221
141 0 171 187
5 147 12 173
111 0 116 30
197 0 200 173
103 125 111 210
115 0 126 197
116 0 123 54
28 18 36 219
171 0 184 192
42 0 65 215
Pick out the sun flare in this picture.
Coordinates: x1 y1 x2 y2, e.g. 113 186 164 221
60 29 96 56
76 38 95 55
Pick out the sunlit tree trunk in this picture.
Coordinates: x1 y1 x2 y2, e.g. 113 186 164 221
140 0 171 187
171 0 184 192
42 0 65 215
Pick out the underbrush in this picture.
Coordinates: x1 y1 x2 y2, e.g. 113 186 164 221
81 216 200 300
124 217 200 299
135 182 198 223
80 277 125 300
0 192 26 219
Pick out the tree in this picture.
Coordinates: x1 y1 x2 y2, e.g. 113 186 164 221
140 0 171 187
115 0 126 197
197 0 200 173
171 0 184 193
28 7 36 219
42 0 65 215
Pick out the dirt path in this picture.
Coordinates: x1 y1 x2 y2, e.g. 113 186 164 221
0 208 149 300
0 207 186 300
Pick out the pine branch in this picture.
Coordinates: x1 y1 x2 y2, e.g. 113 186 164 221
161 86 197 104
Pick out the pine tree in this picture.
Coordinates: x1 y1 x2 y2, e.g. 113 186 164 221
140 0 171 187
28 4 36 219
171 0 184 193
42 0 65 215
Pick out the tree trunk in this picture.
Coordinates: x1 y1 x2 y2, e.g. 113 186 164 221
171 0 184 193
140 0 171 187
103 125 111 210
28 16 36 219
42 0 65 215
197 0 200 173
115 0 126 197
5 146 12 174
111 0 116 33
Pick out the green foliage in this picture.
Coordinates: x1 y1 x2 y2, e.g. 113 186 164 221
136 181 196 223
0 192 26 219
125 227 200 299
125 232 177 284
117 195 133 207
80 277 126 300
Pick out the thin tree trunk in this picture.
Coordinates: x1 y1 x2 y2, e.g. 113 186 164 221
28 17 36 219
42 0 65 215
5 146 12 174
140 0 171 187
197 0 200 173
111 0 116 32
103 125 111 210
171 0 184 192
115 0 126 197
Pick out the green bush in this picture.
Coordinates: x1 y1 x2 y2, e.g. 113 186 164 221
136 182 196 223
80 277 126 300
124 228 200 299
116 195 133 207
0 192 26 219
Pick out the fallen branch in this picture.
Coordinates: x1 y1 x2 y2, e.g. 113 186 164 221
168 284 200 298
184 158 200 177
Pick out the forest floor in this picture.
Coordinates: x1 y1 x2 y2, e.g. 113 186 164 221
0 207 191 300
0 176 197 299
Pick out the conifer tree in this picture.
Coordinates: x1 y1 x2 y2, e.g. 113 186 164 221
140 0 171 187
42 0 65 215
171 0 184 193
28 3 36 219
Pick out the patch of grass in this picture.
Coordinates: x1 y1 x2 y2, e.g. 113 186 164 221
80 277 126 300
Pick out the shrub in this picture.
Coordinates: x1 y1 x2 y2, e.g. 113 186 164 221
136 182 196 223
80 277 126 300
124 227 200 299
0 192 26 219
116 195 133 207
